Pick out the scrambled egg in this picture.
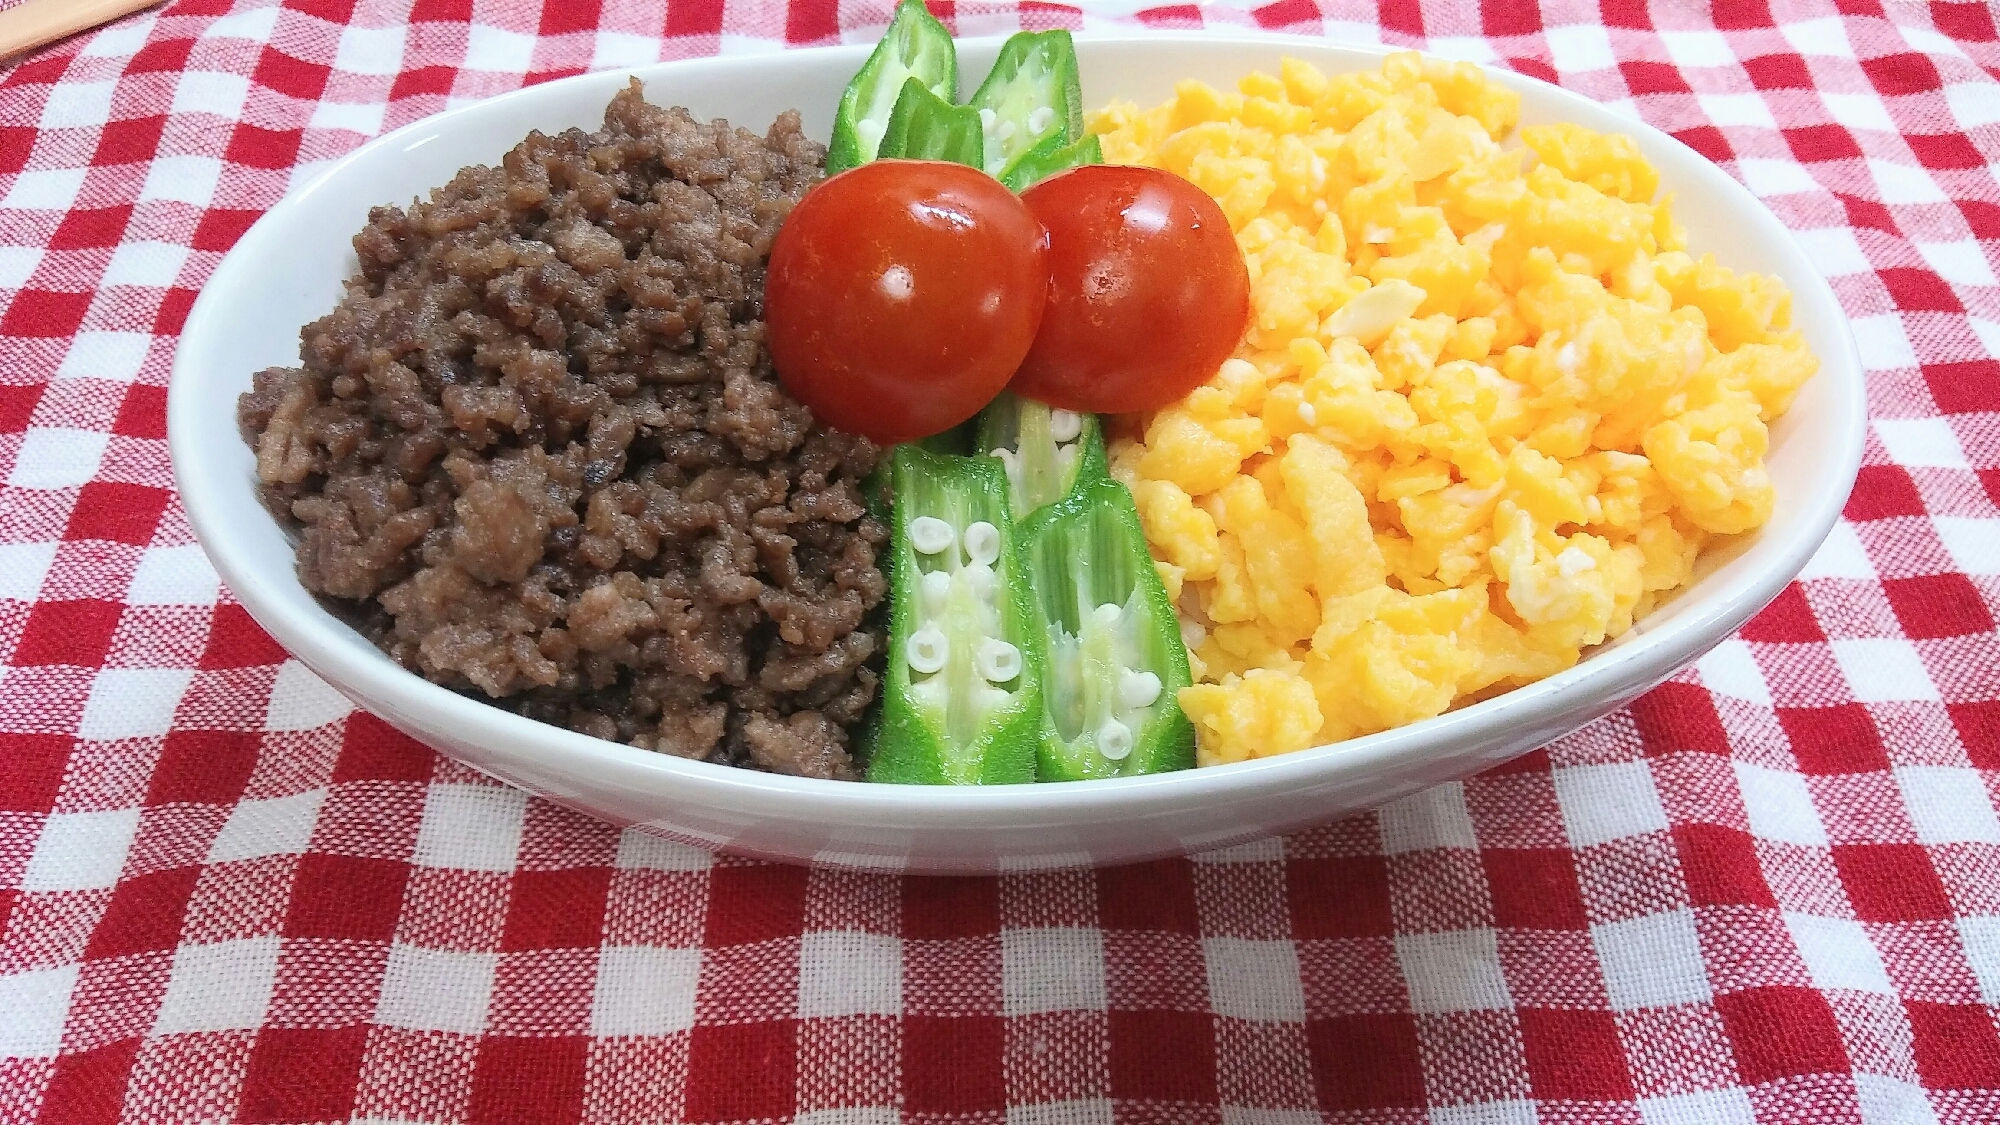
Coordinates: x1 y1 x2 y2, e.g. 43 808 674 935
1093 54 1818 767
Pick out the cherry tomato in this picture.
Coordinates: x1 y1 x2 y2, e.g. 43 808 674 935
765 160 1049 445
1011 165 1250 414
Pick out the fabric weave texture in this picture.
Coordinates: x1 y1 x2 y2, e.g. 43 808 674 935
2 0 1998 1121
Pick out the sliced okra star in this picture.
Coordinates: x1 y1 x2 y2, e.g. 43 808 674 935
878 77 984 167
826 0 959 175
968 31 1086 185
1017 473 1194 781
975 391 1106 518
867 446 1043 785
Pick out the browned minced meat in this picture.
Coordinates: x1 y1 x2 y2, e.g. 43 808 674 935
237 82 885 781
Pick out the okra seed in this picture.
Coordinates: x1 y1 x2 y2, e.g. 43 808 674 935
906 627 948 674
1098 719 1134 760
964 522 1001 566
920 570 952 613
1049 409 1082 442
979 108 997 132
1093 603 1123 629
1119 669 1163 709
1028 106 1055 136
909 516 954 556
989 447 1019 472
997 119 1018 142
976 638 1022 683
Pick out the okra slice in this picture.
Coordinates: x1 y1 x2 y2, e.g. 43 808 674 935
968 30 1084 180
867 446 1043 785
1018 473 1194 781
826 0 959 175
878 77 984 167
976 391 1105 518
998 133 1102 193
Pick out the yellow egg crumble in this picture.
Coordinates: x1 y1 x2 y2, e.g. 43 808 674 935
1093 53 1819 767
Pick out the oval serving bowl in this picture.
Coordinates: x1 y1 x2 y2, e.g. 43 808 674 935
171 33 1865 874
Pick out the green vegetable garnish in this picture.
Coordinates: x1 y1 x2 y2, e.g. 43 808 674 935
964 31 1088 188
879 77 985 166
867 446 1043 785
1018 473 1194 781
826 0 959 175
975 391 1105 518
967 31 1084 180
828 15 1099 190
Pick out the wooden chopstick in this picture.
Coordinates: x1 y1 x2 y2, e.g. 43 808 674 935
0 0 161 62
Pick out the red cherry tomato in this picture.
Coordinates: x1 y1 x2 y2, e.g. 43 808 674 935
765 160 1049 445
1011 165 1250 414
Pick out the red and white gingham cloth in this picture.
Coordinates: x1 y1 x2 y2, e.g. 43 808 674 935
2 0 1998 1121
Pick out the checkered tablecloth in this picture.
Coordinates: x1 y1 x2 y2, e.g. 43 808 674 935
3 0 1998 1120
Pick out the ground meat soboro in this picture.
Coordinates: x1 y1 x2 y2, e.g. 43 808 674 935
237 82 887 781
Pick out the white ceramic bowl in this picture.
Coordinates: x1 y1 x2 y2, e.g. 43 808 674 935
171 33 1864 873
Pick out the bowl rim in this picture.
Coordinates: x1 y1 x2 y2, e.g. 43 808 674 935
169 30 1867 819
